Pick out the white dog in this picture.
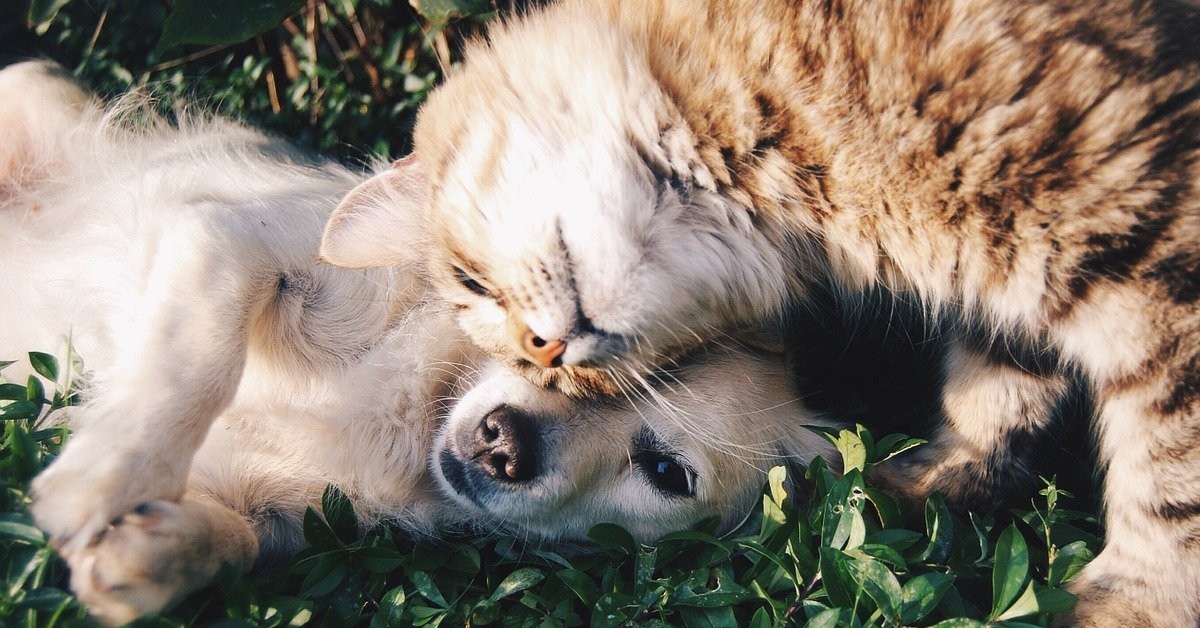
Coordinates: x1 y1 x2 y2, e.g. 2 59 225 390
0 61 835 624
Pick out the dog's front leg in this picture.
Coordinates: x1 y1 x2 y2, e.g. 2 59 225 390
31 220 267 556
67 494 258 626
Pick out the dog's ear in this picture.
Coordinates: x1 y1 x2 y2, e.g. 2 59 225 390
319 154 427 268
735 320 786 355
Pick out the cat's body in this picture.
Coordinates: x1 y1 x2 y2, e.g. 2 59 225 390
1 61 836 624
326 0 1200 624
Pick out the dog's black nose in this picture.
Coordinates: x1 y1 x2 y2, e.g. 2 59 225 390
469 406 538 483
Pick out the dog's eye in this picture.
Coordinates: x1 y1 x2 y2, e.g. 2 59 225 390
636 453 695 498
453 266 491 297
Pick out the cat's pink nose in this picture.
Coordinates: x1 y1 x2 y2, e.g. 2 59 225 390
521 329 566 368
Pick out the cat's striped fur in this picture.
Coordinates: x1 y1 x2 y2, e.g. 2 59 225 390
325 0 1200 624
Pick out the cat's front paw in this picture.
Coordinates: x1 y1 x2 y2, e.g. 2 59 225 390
67 501 226 626
31 433 189 554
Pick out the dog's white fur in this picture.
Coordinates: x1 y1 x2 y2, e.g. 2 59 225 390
0 61 835 624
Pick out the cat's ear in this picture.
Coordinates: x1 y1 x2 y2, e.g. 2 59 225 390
320 154 428 268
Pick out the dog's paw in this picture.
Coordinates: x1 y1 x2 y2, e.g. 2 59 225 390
67 501 222 626
31 433 188 554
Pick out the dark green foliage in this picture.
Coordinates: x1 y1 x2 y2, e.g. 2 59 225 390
7 0 451 162
1 351 81 626
0 349 1099 626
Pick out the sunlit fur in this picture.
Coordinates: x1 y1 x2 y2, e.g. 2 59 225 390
410 1 1200 624
0 61 836 624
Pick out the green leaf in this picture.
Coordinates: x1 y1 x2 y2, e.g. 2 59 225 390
1033 587 1078 615
851 543 907 570
28 352 58 381
803 607 851 628
899 572 955 624
822 471 867 550
817 547 857 609
159 0 306 51
298 555 347 598
0 400 39 421
845 554 902 622
634 545 657 586
931 619 987 628
321 485 359 544
26 375 45 404
300 506 341 549
556 568 599 604
993 581 1038 622
353 544 404 573
761 491 789 538
768 464 789 505
869 528 923 552
13 586 74 613
990 525 1030 620
817 426 868 473
0 383 27 401
0 515 47 544
412 0 492 25
657 530 733 553
26 0 70 32
489 567 545 601
1048 541 1094 587
678 605 738 628
863 486 902 528
410 571 450 608
588 523 637 555
672 567 751 608
967 511 992 563
593 593 636 628
917 493 954 563
369 588 406 628
873 434 926 464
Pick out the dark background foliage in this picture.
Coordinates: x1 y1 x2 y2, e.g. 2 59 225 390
2 0 510 162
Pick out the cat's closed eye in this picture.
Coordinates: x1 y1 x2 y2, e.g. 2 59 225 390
453 265 492 298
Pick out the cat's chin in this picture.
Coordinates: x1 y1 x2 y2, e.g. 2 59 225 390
508 359 626 398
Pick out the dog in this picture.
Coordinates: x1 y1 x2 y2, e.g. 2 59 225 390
0 60 836 624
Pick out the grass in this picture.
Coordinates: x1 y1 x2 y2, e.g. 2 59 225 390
0 350 1100 627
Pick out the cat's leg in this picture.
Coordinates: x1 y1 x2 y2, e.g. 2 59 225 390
66 494 258 626
1048 289 1200 626
1062 373 1200 623
872 337 1069 510
1062 393 1200 626
31 221 269 555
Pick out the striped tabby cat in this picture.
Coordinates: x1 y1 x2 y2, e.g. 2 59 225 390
323 1 1200 624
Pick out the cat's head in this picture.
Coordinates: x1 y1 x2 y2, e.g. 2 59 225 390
433 344 834 543
321 8 790 397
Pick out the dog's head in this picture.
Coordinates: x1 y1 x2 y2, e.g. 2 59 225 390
433 345 836 543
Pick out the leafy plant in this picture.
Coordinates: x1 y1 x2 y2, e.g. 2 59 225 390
0 355 1099 628
1 350 83 626
9 0 475 161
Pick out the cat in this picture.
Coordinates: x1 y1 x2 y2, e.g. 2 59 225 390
0 60 836 624
321 0 1200 625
